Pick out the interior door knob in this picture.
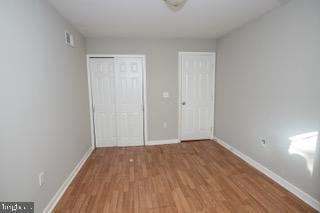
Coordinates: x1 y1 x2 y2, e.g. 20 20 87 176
182 101 186 105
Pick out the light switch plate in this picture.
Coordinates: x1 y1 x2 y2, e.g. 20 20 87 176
163 92 169 98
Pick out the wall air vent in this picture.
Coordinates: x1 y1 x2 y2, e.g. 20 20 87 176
65 31 74 47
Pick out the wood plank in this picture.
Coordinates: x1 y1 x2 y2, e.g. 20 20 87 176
53 140 317 213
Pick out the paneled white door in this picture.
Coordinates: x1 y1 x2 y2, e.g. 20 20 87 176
180 53 215 140
90 57 145 147
115 57 144 147
90 58 117 147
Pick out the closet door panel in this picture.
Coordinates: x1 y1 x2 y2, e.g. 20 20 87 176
115 57 144 147
90 58 117 147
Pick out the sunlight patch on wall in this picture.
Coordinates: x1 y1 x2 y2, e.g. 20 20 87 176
288 131 318 175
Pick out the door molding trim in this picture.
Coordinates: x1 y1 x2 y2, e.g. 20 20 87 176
86 54 148 148
178 52 216 141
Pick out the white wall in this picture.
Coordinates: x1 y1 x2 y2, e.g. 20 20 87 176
86 38 216 141
215 0 320 202
0 1 91 212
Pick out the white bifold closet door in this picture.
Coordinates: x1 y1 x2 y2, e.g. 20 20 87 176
180 53 214 141
90 58 117 147
115 57 144 147
90 57 144 147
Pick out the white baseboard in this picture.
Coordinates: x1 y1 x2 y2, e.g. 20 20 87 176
212 137 320 212
43 146 94 213
146 139 180 146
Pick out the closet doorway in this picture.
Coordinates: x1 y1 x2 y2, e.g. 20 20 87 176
87 55 147 147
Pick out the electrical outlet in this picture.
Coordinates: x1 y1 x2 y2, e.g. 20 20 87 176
162 92 169 98
39 172 45 187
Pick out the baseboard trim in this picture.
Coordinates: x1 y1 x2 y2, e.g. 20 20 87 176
212 137 320 212
43 146 94 213
146 139 180 146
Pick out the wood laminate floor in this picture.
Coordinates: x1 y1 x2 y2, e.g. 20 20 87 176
54 140 317 213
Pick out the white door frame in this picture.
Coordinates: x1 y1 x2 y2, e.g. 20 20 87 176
86 54 148 148
178 52 216 141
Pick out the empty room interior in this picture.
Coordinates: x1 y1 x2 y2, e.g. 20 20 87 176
1 0 320 212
